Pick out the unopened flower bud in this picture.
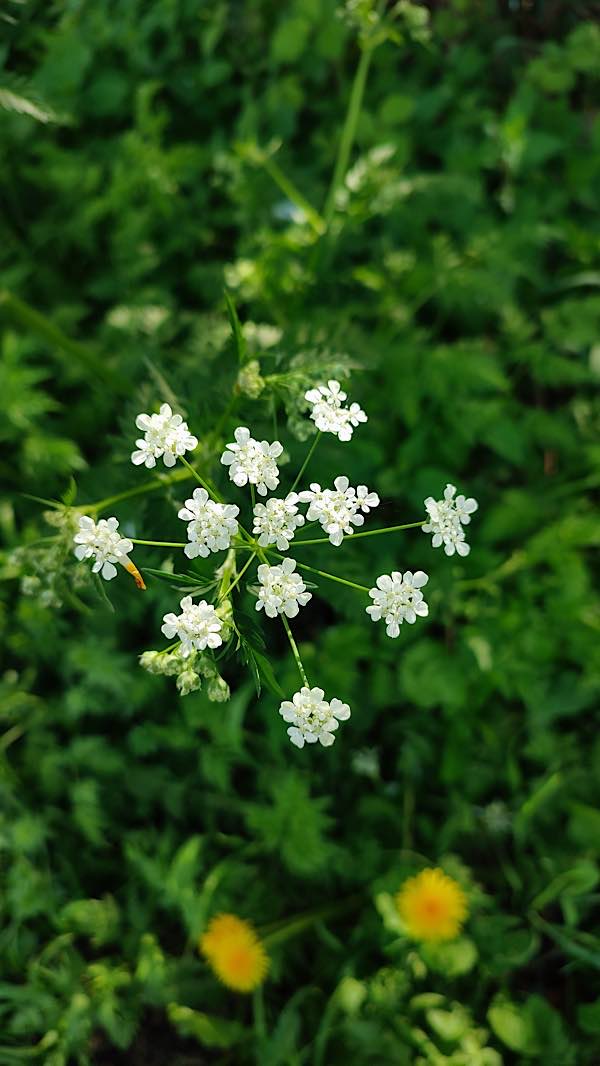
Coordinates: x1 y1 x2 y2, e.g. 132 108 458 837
176 669 201 696
237 359 265 399
207 675 230 702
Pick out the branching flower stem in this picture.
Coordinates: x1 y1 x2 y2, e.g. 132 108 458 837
290 431 321 493
265 548 370 594
130 539 187 547
218 550 257 603
179 454 225 503
293 520 426 546
281 614 309 687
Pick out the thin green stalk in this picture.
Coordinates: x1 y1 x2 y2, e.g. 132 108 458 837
179 455 224 502
281 614 309 687
260 893 364 947
84 467 193 514
290 431 321 493
293 520 426 546
253 986 267 1044
322 44 374 231
218 550 257 602
251 483 256 510
266 549 369 594
261 155 325 236
130 539 187 548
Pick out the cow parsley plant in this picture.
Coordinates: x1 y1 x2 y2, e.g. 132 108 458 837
68 377 478 750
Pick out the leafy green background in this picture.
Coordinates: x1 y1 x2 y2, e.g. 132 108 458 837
1 1 600 1062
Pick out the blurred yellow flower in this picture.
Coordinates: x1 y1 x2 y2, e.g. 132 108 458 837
199 913 269 993
396 867 467 943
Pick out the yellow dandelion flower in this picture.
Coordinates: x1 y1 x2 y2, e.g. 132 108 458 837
396 867 468 943
199 913 269 993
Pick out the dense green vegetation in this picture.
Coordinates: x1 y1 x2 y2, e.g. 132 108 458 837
1 1 600 1062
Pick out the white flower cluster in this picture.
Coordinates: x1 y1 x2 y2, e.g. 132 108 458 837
220 427 282 495
252 493 304 551
73 516 133 581
178 488 240 559
131 403 198 469
423 483 478 557
366 570 429 638
305 379 367 442
256 559 311 618
299 476 379 546
68 382 481 756
161 596 223 657
279 687 351 748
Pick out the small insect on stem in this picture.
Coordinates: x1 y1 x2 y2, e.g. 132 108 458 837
123 558 146 590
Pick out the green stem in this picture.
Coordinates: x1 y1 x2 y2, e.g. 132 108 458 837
290 431 321 493
281 614 309 687
179 455 224 502
322 42 375 230
260 893 364 948
293 520 426 546
218 550 257 602
251 483 256 511
83 467 193 515
261 155 325 236
130 539 187 548
253 986 267 1044
267 549 370 594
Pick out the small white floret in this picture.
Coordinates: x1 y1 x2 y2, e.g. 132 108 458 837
220 426 283 496
131 402 198 469
422 483 478 557
178 487 239 558
278 686 351 748
255 558 311 618
161 596 223 657
73 515 134 581
366 570 429 638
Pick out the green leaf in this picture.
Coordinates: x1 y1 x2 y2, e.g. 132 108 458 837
422 937 478 977
488 998 540 1055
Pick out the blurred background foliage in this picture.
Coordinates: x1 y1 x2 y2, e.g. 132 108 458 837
1 0 600 1062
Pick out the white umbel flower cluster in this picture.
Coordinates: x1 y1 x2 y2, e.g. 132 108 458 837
422 483 478 557
366 570 429 637
256 558 312 618
252 493 305 551
161 596 223 657
131 403 198 469
73 516 133 581
305 379 367 442
220 427 283 496
279 686 351 748
177 488 240 559
299 476 379 546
